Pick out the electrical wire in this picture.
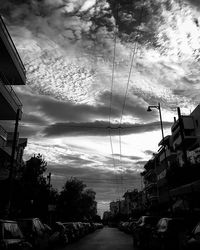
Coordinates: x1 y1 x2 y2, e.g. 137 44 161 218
108 0 121 199
118 2 145 195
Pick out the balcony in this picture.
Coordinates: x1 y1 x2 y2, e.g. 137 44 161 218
0 78 22 120
0 124 12 156
0 124 7 147
159 148 177 163
145 182 157 191
173 134 197 150
171 116 195 135
148 194 158 202
144 169 156 179
0 16 26 85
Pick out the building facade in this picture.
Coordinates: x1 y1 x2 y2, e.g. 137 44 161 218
0 16 27 181
141 105 200 215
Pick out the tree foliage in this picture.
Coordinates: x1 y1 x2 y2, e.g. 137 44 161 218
0 154 98 222
58 178 97 221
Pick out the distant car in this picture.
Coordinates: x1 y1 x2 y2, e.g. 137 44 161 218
94 223 104 230
132 216 160 249
183 221 200 250
17 218 50 249
0 219 32 250
151 217 187 250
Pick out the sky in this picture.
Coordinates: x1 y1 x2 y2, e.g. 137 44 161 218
1 0 200 216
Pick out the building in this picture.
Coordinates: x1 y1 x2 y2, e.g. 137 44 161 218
141 105 200 215
123 189 142 215
0 16 27 181
141 156 159 209
110 201 119 216
102 211 112 221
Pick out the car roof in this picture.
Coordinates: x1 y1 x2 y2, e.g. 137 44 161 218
17 218 39 221
0 219 17 223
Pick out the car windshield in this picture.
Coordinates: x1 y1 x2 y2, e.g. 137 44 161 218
18 220 33 234
3 222 23 239
194 223 200 235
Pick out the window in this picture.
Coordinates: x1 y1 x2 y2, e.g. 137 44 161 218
194 223 200 235
33 219 44 236
3 222 23 239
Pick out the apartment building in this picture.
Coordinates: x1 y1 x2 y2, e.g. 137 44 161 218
141 105 200 214
141 156 159 208
0 16 27 180
110 201 120 216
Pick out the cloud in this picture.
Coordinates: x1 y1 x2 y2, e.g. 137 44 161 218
60 154 94 165
43 120 172 137
112 154 142 161
144 150 155 155
47 163 142 201
2 0 200 210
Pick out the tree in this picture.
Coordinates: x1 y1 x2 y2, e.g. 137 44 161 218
81 189 97 220
10 154 51 220
57 178 97 221
22 154 47 185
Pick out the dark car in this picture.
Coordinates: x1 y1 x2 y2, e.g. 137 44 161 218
48 222 68 248
132 216 160 249
62 222 77 242
17 218 50 249
0 220 32 250
183 221 200 250
151 217 187 250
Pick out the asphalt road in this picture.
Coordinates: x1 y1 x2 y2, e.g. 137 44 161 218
58 227 133 250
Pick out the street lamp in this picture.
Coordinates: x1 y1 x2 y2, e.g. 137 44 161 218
147 103 165 142
147 103 173 214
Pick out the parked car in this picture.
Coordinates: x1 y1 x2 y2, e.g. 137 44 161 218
132 216 160 249
0 219 32 250
17 218 50 249
48 222 68 248
183 221 200 250
62 222 77 242
94 223 104 230
76 222 85 238
150 217 187 250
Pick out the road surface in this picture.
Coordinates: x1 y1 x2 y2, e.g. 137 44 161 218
58 226 133 250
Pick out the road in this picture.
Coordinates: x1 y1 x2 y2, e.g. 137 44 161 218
58 226 133 250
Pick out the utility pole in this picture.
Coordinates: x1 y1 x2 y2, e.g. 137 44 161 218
47 172 51 188
177 107 188 165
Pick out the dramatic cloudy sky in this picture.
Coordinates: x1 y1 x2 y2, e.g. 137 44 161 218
1 0 200 216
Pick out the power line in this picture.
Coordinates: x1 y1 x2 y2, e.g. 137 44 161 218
118 2 145 195
108 0 121 199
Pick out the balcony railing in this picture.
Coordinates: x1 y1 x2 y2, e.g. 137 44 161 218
0 124 7 141
148 194 158 202
144 169 156 179
145 182 157 191
173 134 197 150
0 74 22 109
159 148 177 162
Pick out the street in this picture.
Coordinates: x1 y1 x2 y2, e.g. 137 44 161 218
58 227 133 250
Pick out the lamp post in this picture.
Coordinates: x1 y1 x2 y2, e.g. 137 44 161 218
147 103 173 215
147 103 165 144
